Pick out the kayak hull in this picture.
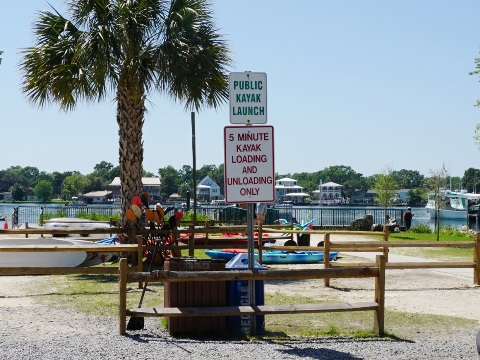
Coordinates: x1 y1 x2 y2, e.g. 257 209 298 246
205 249 338 264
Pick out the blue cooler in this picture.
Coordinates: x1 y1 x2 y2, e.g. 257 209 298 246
225 253 267 334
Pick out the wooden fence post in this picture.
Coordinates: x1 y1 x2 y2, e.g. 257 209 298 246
137 235 143 289
258 223 263 265
323 233 331 287
188 224 195 257
382 226 389 262
119 258 127 335
374 254 385 336
474 233 480 285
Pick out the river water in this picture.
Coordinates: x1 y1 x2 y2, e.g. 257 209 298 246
1 203 476 231
0 203 121 227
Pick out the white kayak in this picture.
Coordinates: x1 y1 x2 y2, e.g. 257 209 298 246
0 238 87 267
44 217 112 228
44 218 112 237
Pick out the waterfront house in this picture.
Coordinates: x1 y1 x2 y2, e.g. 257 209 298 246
82 190 113 204
197 176 222 202
312 181 343 204
350 189 377 204
275 177 309 203
0 192 13 201
108 177 161 202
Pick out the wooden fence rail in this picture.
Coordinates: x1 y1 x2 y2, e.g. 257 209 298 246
0 241 140 276
1 225 477 283
118 255 386 336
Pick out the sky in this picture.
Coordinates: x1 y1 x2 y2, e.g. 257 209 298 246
2 0 480 178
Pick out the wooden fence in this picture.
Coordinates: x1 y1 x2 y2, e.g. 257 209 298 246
0 224 478 338
118 255 386 336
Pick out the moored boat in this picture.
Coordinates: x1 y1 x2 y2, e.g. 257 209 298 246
425 190 480 220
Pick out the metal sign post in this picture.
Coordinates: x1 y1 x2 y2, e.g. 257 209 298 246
225 71 273 336
246 202 256 334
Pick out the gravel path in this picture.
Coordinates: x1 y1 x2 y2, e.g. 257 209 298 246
0 233 479 359
0 304 477 360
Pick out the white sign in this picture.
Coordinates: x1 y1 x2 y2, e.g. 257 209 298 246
229 72 267 124
224 126 275 203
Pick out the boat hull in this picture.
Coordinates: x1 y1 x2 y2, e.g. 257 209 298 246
0 238 87 267
426 207 467 220
205 249 338 264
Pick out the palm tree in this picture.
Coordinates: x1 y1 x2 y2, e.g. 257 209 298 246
20 0 231 225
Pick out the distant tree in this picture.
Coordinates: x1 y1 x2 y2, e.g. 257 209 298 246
89 161 119 190
0 50 3 65
62 173 90 199
50 172 71 199
10 183 25 201
178 182 191 198
196 165 217 183
84 176 106 193
34 180 54 201
373 168 398 223
392 169 424 189
319 166 367 199
158 166 180 200
94 161 114 173
445 176 463 191
462 168 480 193
406 188 423 206
209 164 225 195
291 172 320 194
177 165 193 198
425 164 449 240
179 165 193 184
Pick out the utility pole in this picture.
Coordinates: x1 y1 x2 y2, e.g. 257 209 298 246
191 112 197 222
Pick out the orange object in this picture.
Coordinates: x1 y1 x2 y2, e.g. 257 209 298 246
145 208 155 222
3 217 8 229
125 208 137 222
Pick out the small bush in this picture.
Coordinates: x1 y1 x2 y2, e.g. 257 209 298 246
440 225 475 238
410 224 432 234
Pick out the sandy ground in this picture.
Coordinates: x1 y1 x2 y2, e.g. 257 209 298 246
0 231 479 341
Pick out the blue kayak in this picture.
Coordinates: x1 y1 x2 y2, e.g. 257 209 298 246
205 249 338 264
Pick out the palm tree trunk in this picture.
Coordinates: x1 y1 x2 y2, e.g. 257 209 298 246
117 80 145 229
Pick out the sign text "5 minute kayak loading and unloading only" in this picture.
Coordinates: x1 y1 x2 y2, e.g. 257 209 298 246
224 126 275 203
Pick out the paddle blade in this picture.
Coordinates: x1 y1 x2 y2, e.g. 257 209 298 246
131 204 142 219
126 316 144 331
153 211 161 224
145 209 155 222
156 204 165 217
126 208 137 222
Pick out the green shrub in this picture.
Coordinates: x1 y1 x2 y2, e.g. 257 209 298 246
410 224 432 234
440 225 475 238
178 211 211 222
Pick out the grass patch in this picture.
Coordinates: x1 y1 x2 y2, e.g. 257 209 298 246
36 272 165 316
29 269 477 340
263 292 474 340
387 231 475 260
